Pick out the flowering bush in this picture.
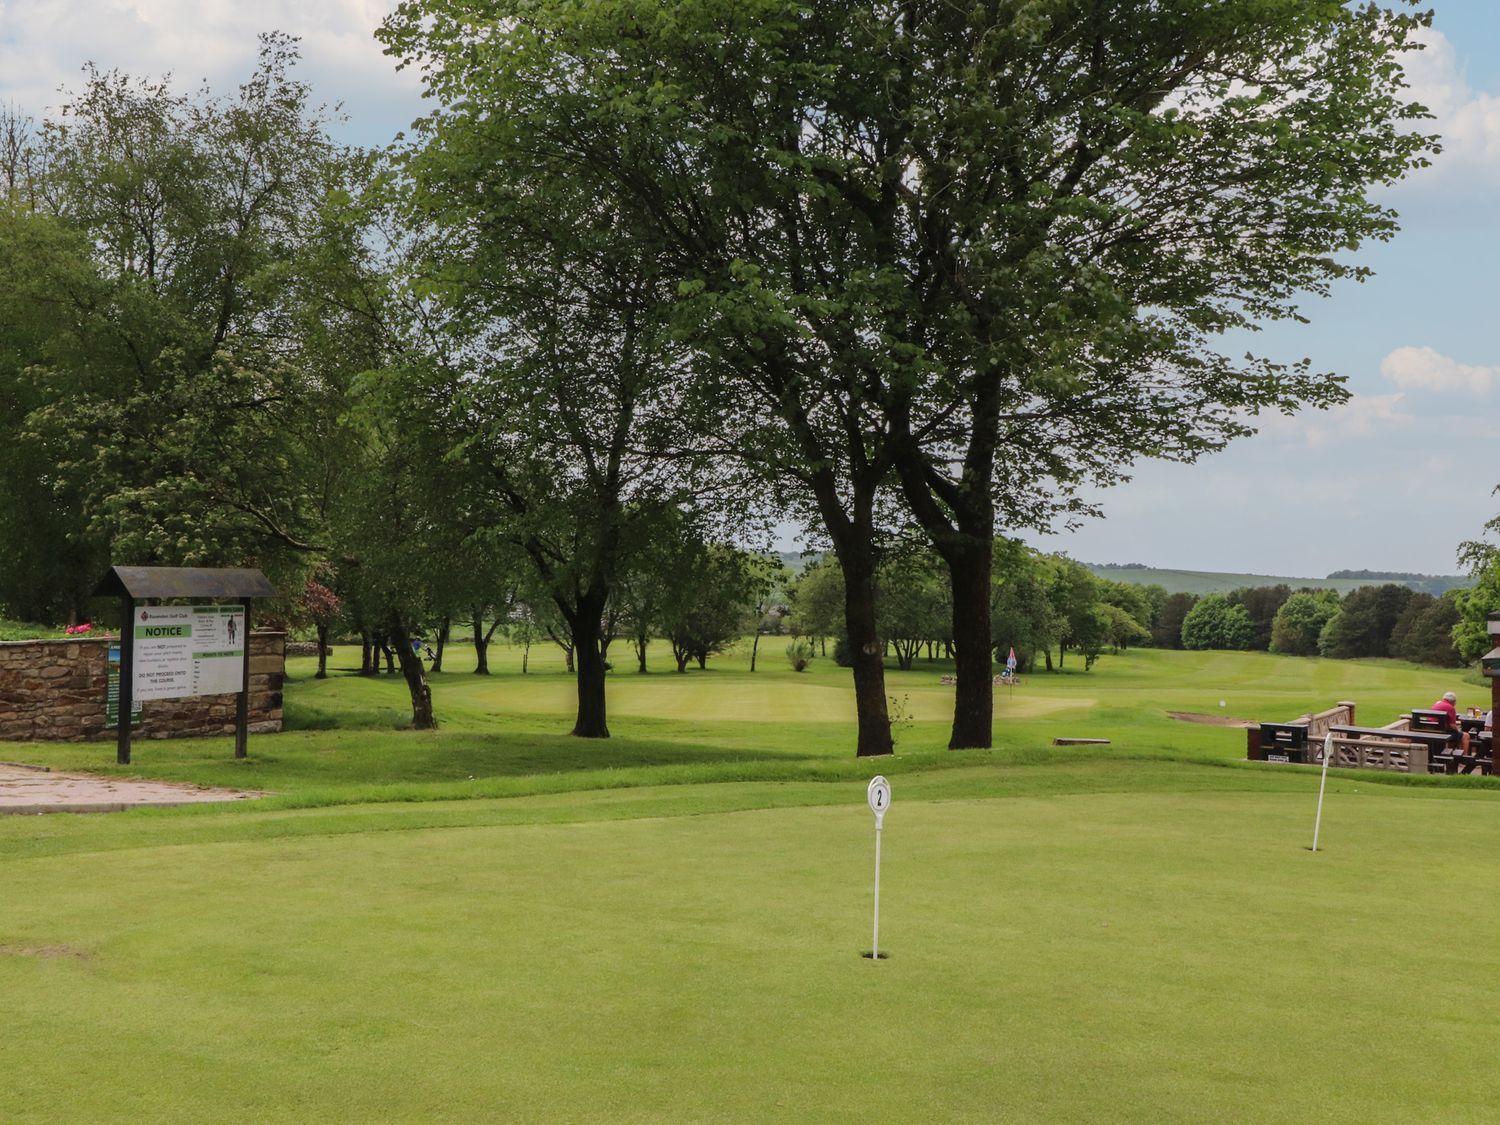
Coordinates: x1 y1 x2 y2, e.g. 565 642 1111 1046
64 623 93 635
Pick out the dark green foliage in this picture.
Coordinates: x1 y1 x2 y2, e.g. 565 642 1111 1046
1152 593 1198 650
664 545 768 672
1269 590 1341 656
880 553 951 671
786 561 847 644
992 540 1061 672
6 38 363 601
1390 593 1463 667
1181 594 1254 651
1328 570 1472 595
1226 585 1292 651
378 0 1436 754
1098 580 1155 645
1452 573 1500 662
1318 584 1414 659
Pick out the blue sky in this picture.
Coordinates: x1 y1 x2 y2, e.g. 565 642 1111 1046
1 1 1495 578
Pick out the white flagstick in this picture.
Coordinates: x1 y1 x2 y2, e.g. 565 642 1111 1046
1312 732 1333 852
867 776 890 959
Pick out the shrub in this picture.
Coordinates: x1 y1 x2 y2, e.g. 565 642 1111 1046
1180 594 1254 650
1269 590 1341 656
785 639 816 672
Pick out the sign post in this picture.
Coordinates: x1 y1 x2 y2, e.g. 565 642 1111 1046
867 775 890 960
93 567 275 765
117 596 135 766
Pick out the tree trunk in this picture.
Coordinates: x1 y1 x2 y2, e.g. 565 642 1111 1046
840 549 893 758
315 623 329 680
750 630 761 671
360 631 373 675
635 631 648 673
386 614 437 730
569 593 609 738
521 642 530 674
946 543 995 749
473 608 490 674
431 617 449 673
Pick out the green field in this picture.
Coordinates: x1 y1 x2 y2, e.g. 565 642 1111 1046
3 643 1498 1121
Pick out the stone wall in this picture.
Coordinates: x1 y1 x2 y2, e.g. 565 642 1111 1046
0 632 285 743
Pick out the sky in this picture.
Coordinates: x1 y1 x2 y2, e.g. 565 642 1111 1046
1 1 1496 579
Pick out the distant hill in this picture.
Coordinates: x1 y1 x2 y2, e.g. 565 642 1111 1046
1083 563 1474 597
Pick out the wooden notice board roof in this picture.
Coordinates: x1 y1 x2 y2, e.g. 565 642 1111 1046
93 566 277 600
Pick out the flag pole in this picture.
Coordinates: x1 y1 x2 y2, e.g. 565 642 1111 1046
1311 732 1333 853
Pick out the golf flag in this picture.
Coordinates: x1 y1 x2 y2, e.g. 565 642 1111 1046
1312 732 1333 853
1005 647 1017 676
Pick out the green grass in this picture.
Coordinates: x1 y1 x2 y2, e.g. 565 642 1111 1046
7 640 1486 806
3 642 1499 1121
0 618 67 641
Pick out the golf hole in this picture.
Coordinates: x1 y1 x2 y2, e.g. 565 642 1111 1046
861 951 889 960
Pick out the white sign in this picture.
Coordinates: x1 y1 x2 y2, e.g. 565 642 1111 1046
133 605 246 701
867 775 891 825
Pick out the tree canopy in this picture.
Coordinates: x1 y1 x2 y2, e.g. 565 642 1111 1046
380 0 1438 754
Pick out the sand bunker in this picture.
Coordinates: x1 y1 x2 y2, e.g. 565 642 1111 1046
1166 711 1257 729
0 763 260 814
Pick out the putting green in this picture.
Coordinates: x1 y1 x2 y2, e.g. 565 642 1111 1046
4 778 1498 1122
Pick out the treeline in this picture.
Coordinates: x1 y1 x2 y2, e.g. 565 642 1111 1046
1155 583 1477 667
785 543 1168 674
307 534 784 685
0 15 1436 754
1325 570 1471 596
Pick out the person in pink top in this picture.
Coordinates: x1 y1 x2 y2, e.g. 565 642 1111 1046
1431 691 1464 750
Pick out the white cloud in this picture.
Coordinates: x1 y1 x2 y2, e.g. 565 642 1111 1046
1297 393 1409 449
1241 392 1412 450
1381 345 1499 394
0 2 421 146
1400 26 1500 186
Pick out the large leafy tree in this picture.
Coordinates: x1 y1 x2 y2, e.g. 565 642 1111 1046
1318 583 1413 659
1227 586 1293 652
991 540 1061 673
1269 590 1341 656
1151 592 1198 650
381 0 1434 755
1181 594 1254 651
380 143 704 738
0 203 106 621
12 36 365 594
1455 508 1500 663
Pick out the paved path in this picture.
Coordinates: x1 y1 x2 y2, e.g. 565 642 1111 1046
0 763 260 814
